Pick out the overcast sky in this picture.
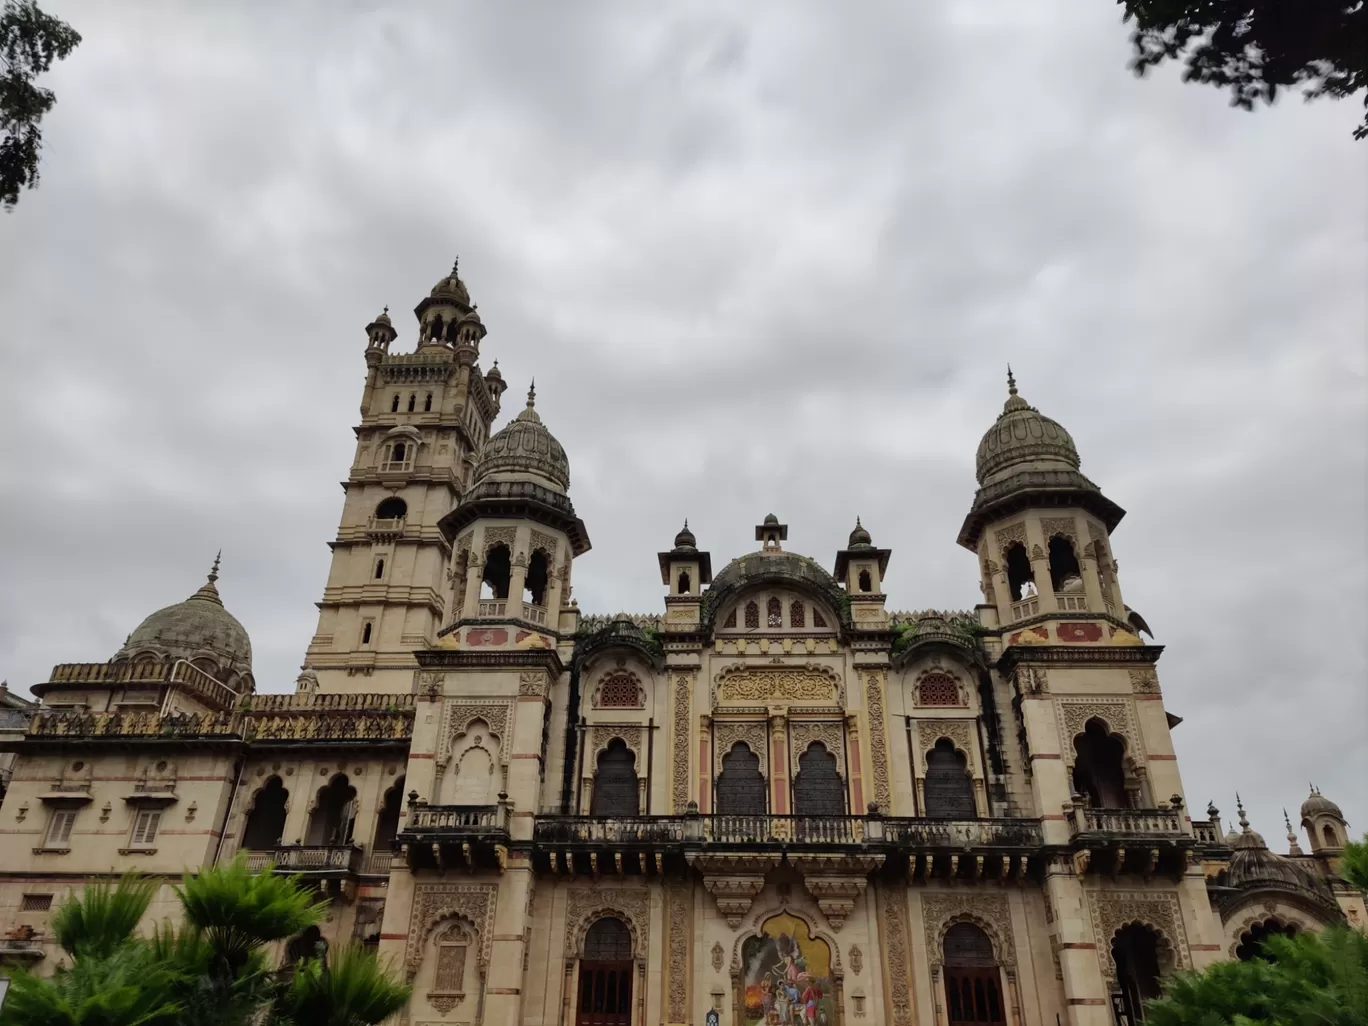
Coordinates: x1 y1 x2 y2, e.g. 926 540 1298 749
2 1 1364 841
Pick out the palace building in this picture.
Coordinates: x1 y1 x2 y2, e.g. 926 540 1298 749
0 261 1361 1026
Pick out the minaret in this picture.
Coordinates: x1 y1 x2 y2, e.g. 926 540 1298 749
304 262 504 694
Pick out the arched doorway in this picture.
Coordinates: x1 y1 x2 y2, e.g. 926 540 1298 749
577 917 634 1026
373 775 405 853
241 776 288 850
716 742 766 818
793 742 845 818
1235 918 1299 961
943 922 1005 1026
591 740 640 817
924 739 976 818
306 774 357 846
1073 719 1132 809
1112 923 1167 1022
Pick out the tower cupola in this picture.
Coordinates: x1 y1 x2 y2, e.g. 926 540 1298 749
413 258 484 348
659 520 711 598
365 305 397 353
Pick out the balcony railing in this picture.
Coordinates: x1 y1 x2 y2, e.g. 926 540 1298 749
1074 807 1185 838
1054 593 1088 611
880 817 1043 848
522 602 548 625
1191 820 1225 846
404 804 507 834
1010 597 1039 622
476 599 506 618
363 850 395 876
240 845 363 875
366 516 406 538
536 815 688 845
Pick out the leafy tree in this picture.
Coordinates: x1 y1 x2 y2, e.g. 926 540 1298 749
1145 924 1368 1026
1341 834 1368 894
0 0 80 210
0 860 410 1026
1118 0 1368 139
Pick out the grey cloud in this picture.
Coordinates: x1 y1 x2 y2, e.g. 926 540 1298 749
1 0 1363 839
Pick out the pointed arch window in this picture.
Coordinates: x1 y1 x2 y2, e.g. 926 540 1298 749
591 740 639 817
793 742 845 817
723 608 737 629
306 773 357 845
943 923 1004 1026
789 600 805 628
424 393 433 412
1071 719 1130 809
744 601 759 629
407 394 416 412
579 918 633 1025
391 394 400 412
241 776 288 849
813 607 827 628
924 739 976 818
766 597 782 627
715 743 766 817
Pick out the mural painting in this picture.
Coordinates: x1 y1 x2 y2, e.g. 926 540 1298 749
741 913 836 1026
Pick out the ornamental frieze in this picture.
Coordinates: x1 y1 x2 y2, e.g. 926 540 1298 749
716 665 840 704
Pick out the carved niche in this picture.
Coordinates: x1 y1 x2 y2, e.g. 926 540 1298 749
588 725 645 768
923 893 1016 967
1128 668 1161 695
1056 699 1142 764
1087 891 1190 979
405 881 498 981
518 671 550 698
439 703 511 768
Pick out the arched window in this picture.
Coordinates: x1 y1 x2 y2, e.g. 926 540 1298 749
525 549 550 606
591 740 639 817
917 673 961 707
1235 918 1298 962
597 673 639 709
767 597 782 627
361 622 373 645
1072 719 1130 809
715 743 766 817
481 544 511 600
241 776 288 850
924 739 976 818
376 496 407 520
373 775 405 853
1049 535 1082 592
374 558 385 580
1005 543 1034 601
744 601 759 629
812 607 827 628
1324 824 1338 848
424 393 433 412
677 570 690 594
407 394 417 412
579 918 633 1026
789 600 805 628
305 774 357 846
1112 924 1166 1022
793 742 845 818
723 608 737 629
391 394 400 412
857 569 872 593
391 441 407 464
431 920 474 1004
943 923 1004 1026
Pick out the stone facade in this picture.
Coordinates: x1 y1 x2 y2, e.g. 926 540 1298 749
0 267 1362 1026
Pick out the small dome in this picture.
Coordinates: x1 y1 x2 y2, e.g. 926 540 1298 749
763 513 780 526
1300 788 1343 821
430 259 470 305
115 557 252 674
673 520 697 550
471 382 571 492
848 517 873 549
373 307 392 326
484 361 503 381
975 369 1081 486
1226 815 1335 900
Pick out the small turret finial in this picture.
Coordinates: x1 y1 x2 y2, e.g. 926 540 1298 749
382 304 388 315
1007 364 1018 396
451 256 460 276
527 379 536 408
683 518 689 530
1284 807 1304 854
209 550 221 585
1236 793 1250 831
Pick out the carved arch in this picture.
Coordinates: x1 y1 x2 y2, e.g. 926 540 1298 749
439 703 510 768
565 888 650 960
728 906 844 979
587 726 645 770
923 895 1016 967
933 913 1012 967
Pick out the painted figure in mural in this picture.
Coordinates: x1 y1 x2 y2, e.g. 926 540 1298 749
742 914 836 1026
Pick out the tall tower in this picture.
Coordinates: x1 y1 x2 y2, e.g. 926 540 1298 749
304 261 509 694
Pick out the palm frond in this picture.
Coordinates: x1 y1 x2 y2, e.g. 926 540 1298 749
275 944 411 1026
0 940 184 1026
50 874 158 961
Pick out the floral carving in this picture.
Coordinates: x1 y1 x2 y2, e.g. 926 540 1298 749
1057 700 1140 762
715 721 769 776
518 671 550 698
789 721 846 775
879 886 913 1025
405 882 498 980
1128 668 1161 695
564 887 650 960
589 725 644 767
865 674 891 812
441 703 511 767
915 671 964 707
667 879 691 1021
849 944 863 975
917 720 974 763
1087 891 1190 979
529 529 559 557
923 893 1016 967
716 667 837 703
1040 517 1078 544
673 675 692 811
594 671 642 708
711 941 724 973
482 526 516 553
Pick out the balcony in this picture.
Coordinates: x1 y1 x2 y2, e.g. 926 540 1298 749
522 602 548 625
1074 806 1184 839
240 844 363 879
476 599 507 618
1009 597 1039 621
0 935 46 963
1054 593 1088 611
396 803 510 871
1067 805 1193 880
366 516 406 540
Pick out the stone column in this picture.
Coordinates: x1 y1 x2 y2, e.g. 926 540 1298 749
770 712 789 815
462 551 484 618
1044 869 1112 1025
990 567 1014 623
481 860 533 1024
1079 554 1106 613
506 525 530 611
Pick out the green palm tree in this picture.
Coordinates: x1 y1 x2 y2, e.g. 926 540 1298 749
271 944 410 1026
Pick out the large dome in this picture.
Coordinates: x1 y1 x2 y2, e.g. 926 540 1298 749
471 385 571 493
701 550 848 628
975 372 1081 486
114 559 252 674
429 260 470 305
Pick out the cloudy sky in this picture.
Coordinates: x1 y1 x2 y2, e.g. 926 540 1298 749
2 1 1364 840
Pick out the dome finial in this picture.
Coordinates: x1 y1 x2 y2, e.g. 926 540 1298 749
1236 793 1250 831
451 256 460 276
1007 364 1017 396
1283 807 1304 854
382 304 388 315
209 550 221 585
527 379 536 408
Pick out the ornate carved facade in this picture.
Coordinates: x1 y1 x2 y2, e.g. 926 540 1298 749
0 267 1361 1026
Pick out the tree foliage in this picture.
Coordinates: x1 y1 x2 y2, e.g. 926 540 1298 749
1145 924 1368 1026
0 0 80 209
1118 0 1368 139
1341 834 1368 894
0 859 410 1026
